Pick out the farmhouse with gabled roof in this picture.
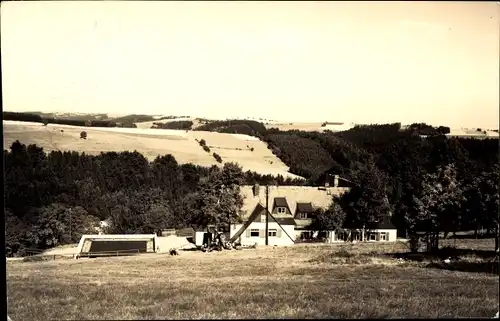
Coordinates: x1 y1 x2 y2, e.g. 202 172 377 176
230 179 397 246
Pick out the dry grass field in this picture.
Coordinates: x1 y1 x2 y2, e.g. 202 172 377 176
263 121 356 132
7 240 498 320
3 120 301 179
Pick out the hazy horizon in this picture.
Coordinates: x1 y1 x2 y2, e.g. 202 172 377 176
2 1 499 129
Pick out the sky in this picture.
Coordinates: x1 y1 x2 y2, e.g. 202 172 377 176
2 1 499 128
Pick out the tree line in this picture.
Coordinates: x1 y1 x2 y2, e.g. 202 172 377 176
151 120 193 130
4 111 137 128
4 141 305 256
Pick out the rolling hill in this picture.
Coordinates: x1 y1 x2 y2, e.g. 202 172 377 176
3 120 302 179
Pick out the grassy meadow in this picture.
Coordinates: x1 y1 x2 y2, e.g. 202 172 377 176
7 239 499 320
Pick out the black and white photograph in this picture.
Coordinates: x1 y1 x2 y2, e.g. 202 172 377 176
3 1 499 319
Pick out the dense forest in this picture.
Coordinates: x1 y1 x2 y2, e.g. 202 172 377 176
4 116 499 255
151 120 193 130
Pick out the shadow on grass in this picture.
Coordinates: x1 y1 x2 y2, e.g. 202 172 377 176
180 247 200 252
426 261 498 275
445 233 496 240
387 248 499 275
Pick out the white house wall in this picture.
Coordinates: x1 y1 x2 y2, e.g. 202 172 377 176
194 231 207 246
373 229 397 242
230 222 295 246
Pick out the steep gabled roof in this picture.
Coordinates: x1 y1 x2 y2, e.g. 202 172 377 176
239 185 349 220
229 203 296 243
254 213 296 226
242 204 296 226
229 204 266 242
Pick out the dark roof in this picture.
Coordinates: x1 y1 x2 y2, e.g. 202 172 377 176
176 227 196 235
364 216 397 230
340 215 396 230
254 214 295 226
244 204 296 226
250 203 266 218
273 197 289 208
296 202 313 213
273 217 296 225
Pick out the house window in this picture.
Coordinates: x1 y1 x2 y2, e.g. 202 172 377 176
277 207 286 214
380 233 387 241
369 233 377 241
336 232 345 241
300 231 312 240
250 229 260 237
268 229 277 237
298 213 308 219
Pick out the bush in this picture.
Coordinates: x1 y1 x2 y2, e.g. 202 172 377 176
250 147 254 152
213 153 223 163
203 145 211 153
80 131 87 139
199 139 207 147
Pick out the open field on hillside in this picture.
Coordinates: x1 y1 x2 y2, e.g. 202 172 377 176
3 121 301 179
135 118 355 133
7 240 498 320
135 117 199 129
263 121 356 132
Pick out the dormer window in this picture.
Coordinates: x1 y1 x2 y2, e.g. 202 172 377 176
277 207 287 214
295 202 313 219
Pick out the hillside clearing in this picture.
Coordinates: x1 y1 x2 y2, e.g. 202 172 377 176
3 121 301 179
7 241 498 320
264 121 355 132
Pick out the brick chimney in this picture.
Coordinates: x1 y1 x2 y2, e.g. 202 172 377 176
253 183 260 196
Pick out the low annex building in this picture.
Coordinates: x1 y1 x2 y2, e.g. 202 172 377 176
230 180 398 246
75 234 157 258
